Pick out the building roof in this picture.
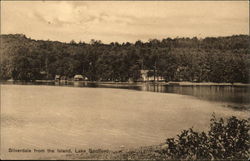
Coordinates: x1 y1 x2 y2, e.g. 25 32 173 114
74 75 84 79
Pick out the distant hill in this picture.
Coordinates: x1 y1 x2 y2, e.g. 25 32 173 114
0 34 249 82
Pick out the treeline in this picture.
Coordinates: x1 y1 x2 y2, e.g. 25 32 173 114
0 34 249 83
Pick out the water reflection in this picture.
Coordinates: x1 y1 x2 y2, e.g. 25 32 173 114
162 85 250 104
1 81 249 105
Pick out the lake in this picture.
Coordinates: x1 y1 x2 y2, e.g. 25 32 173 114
1 83 249 159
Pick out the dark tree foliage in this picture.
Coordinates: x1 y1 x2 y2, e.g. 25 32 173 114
157 115 249 160
0 34 249 82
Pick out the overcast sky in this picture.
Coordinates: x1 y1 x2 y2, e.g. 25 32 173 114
1 1 249 43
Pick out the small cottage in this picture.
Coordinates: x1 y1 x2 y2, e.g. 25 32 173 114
55 75 60 81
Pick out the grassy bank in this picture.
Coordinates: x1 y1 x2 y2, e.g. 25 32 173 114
65 145 162 160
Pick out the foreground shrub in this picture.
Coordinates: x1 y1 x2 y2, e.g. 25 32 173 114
158 115 249 160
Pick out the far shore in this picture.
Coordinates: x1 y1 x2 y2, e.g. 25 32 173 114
3 79 250 86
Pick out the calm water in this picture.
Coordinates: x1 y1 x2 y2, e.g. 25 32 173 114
2 81 250 105
1 83 249 159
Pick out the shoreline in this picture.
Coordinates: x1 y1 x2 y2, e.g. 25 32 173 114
3 80 250 87
63 144 163 160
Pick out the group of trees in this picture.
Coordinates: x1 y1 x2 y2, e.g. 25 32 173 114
0 34 249 83
157 115 249 160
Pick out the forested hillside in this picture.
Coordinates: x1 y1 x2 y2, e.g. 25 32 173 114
0 34 249 83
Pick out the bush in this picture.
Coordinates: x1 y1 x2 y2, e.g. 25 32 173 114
158 114 249 160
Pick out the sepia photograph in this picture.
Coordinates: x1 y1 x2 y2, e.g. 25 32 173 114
0 0 249 160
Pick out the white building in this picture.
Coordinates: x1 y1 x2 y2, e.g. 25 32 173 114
140 70 165 82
